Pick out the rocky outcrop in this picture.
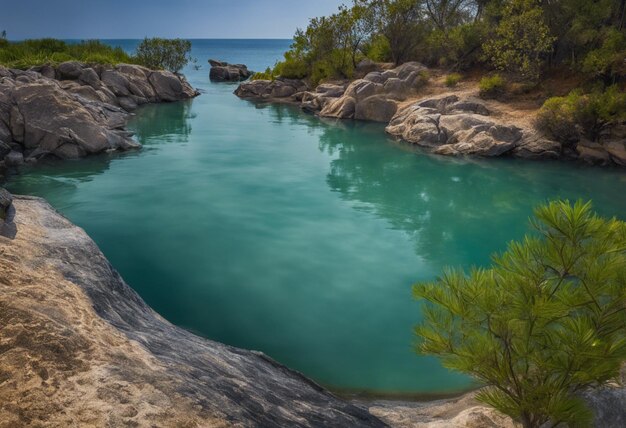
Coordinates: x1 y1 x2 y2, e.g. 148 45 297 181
234 76 309 101
209 59 253 82
386 95 562 159
0 195 386 427
0 62 198 168
234 62 427 123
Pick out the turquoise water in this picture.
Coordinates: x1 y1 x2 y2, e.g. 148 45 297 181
5 40 626 395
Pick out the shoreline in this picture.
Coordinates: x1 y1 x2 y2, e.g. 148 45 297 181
234 63 626 167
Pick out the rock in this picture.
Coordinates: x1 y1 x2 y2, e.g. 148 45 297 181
0 196 388 428
5 150 24 166
356 58 381 75
383 78 410 100
235 78 308 101
101 69 132 97
316 83 346 98
209 60 252 82
0 141 10 159
57 61 84 80
149 70 197 101
603 140 626 166
320 96 356 119
355 95 398 122
386 96 529 157
364 72 385 84
0 187 11 218
577 140 611 164
78 67 101 88
11 83 134 158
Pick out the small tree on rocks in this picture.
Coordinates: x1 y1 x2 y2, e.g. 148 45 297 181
414 200 626 428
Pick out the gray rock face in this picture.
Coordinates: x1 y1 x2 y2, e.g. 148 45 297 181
209 59 253 82
0 62 198 170
0 196 387 427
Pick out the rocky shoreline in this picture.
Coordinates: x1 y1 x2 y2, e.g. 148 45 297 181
235 62 626 167
0 61 198 173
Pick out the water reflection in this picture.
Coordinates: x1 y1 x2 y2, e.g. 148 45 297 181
130 99 195 143
311 114 626 268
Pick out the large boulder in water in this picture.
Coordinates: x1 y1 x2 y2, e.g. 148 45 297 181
209 59 253 82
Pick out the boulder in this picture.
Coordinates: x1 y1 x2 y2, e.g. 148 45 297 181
12 83 135 158
355 95 397 122
386 95 546 158
149 70 197 101
209 60 253 82
320 96 356 119
235 78 307 101
5 150 24 166
577 140 611 164
78 67 101 88
603 140 626 166
57 61 84 80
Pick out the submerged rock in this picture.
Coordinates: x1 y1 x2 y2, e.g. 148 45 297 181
209 59 253 82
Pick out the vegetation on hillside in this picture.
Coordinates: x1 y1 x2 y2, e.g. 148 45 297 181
414 200 626 428
0 34 193 73
268 0 626 86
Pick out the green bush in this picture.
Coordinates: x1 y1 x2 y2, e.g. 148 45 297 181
134 38 193 73
444 73 462 87
251 67 274 81
479 74 506 98
582 29 626 79
414 200 626 428
536 86 626 142
364 34 392 62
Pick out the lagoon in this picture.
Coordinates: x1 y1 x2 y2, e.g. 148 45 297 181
6 40 626 396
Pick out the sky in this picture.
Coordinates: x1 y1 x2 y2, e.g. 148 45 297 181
1 0 347 40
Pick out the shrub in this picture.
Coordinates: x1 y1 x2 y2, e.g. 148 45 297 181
414 200 626 428
134 38 193 73
445 73 462 87
364 34 392 62
479 74 506 98
482 0 555 81
251 67 274 81
534 94 579 144
536 86 626 142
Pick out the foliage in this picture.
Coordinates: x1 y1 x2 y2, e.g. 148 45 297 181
445 73 462 87
251 67 275 81
414 200 626 428
482 0 555 81
0 38 133 69
370 0 426 65
134 38 193 73
479 74 505 98
536 86 626 142
582 29 626 80
273 0 626 85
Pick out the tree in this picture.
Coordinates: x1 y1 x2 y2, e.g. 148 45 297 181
414 200 626 428
371 0 426 64
134 38 193 73
482 0 555 81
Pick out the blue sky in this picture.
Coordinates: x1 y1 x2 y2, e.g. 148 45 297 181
1 0 347 39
